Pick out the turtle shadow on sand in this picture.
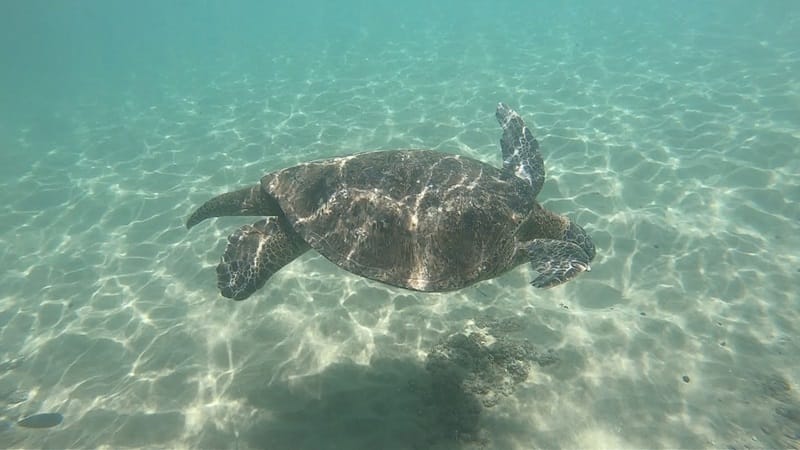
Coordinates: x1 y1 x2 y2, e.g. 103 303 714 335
222 324 557 450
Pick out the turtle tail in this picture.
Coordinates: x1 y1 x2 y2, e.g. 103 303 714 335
186 185 281 229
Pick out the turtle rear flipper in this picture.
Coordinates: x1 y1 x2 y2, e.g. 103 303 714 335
525 239 591 288
495 102 545 197
217 217 309 300
186 185 282 229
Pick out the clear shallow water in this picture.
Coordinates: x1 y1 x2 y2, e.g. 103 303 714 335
1 1 799 448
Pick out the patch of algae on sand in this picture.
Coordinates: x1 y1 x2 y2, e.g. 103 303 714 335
415 316 559 446
426 329 557 408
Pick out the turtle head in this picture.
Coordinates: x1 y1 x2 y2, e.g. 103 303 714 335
522 217 596 288
564 221 596 261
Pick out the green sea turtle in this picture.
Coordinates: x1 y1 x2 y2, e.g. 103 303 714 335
186 103 596 300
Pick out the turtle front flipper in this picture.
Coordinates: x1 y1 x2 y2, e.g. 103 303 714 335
525 239 592 288
217 216 309 300
495 103 545 197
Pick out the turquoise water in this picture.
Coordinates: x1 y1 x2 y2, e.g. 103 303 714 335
1 1 799 448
